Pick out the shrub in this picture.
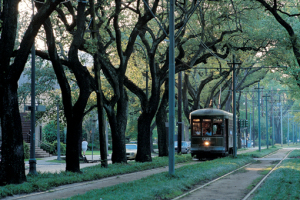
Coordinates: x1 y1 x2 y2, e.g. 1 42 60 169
43 121 65 143
40 141 66 155
52 141 66 155
40 141 56 154
23 141 30 159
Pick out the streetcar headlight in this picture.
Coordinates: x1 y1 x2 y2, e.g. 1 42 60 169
204 141 210 146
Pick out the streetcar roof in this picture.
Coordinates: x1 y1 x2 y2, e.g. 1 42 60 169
190 108 233 118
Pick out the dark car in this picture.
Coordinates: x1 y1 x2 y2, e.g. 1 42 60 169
175 141 191 154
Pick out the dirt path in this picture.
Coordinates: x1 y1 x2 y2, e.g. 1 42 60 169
177 149 290 200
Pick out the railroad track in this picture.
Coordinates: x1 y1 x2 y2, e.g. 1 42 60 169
173 149 293 200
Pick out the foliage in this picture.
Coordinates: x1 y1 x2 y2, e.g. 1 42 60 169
40 141 66 155
42 121 65 143
23 141 29 160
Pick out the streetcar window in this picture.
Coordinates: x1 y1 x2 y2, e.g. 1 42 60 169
192 119 201 136
202 119 212 136
213 119 223 135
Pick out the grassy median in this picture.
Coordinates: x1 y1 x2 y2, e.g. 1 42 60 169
0 147 279 199
251 150 300 200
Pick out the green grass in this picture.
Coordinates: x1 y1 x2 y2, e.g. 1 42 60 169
288 150 300 158
84 150 112 155
240 146 279 158
63 148 279 200
251 158 300 200
0 155 192 198
24 158 42 162
0 147 279 199
65 156 254 200
46 159 66 163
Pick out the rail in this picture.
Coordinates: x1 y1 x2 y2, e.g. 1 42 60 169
26 131 53 157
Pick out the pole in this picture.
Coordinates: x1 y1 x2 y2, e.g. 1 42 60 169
178 71 182 154
252 94 255 148
29 0 37 175
232 55 237 157
168 0 175 175
280 97 283 147
288 112 289 146
258 83 261 151
250 112 252 147
265 96 268 149
245 92 248 147
56 101 61 160
272 92 274 146
293 121 295 144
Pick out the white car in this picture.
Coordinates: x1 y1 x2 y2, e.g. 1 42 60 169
126 144 137 160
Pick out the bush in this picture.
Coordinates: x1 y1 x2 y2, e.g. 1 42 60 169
40 141 66 155
43 121 65 143
23 141 30 159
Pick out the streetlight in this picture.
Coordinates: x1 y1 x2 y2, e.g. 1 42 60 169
56 95 61 161
29 0 37 175
91 115 97 162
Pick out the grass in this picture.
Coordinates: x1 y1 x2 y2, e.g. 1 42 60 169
63 147 279 200
288 150 300 158
251 157 300 200
84 150 112 155
65 156 254 200
46 159 66 163
239 146 279 158
24 158 41 162
0 147 279 199
0 154 192 198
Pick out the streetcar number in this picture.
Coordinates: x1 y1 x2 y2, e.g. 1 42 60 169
202 137 210 141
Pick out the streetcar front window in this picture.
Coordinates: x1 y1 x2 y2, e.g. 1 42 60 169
213 119 223 135
192 118 201 136
202 119 212 136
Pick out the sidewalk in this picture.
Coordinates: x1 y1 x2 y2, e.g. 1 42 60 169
25 154 111 174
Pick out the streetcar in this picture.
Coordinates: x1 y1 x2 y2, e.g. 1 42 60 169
189 108 234 159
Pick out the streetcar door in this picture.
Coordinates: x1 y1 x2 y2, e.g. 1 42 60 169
225 119 228 152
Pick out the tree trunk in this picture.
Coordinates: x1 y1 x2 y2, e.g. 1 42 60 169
0 84 26 185
156 82 169 157
105 89 128 163
136 112 152 162
65 113 84 172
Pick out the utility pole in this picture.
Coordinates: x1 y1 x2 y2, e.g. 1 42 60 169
168 0 175 175
29 0 37 175
252 93 255 148
245 92 248 147
228 55 240 157
288 112 289 146
177 71 182 154
56 98 61 160
255 83 262 151
280 95 283 147
262 94 270 149
293 121 295 144
271 90 275 146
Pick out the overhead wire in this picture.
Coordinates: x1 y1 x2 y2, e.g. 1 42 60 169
141 0 169 37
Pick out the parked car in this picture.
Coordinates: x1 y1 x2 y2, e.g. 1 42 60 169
126 144 137 160
174 141 191 154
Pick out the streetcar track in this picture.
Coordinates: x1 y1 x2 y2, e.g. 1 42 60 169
242 149 293 200
172 148 286 200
